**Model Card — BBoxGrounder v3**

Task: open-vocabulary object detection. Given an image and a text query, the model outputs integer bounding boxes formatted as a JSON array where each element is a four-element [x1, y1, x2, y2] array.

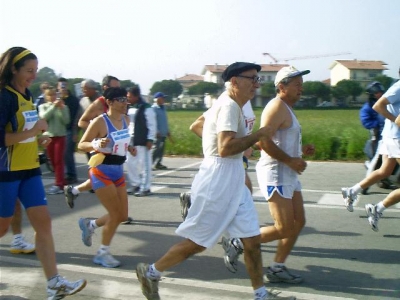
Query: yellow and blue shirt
[[0, 85, 41, 181]]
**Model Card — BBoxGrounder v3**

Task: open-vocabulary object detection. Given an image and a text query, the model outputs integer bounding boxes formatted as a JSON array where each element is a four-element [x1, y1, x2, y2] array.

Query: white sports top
[[257, 98, 302, 185]]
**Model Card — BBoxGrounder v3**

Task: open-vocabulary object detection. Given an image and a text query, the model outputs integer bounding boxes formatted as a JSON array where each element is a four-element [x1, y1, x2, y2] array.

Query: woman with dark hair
[[77, 87, 135, 268], [0, 47, 87, 299]]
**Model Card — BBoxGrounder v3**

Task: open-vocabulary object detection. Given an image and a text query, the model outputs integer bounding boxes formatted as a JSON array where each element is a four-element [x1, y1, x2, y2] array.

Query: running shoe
[[259, 290, 297, 299], [136, 263, 160, 300], [47, 186, 63, 195], [64, 185, 78, 209], [264, 266, 303, 284], [10, 236, 35, 254], [135, 190, 153, 197], [154, 163, 167, 170], [179, 192, 191, 220], [221, 236, 243, 273], [365, 204, 382, 232], [121, 216, 134, 225], [341, 187, 358, 212], [78, 218, 94, 247], [127, 186, 140, 195], [93, 251, 121, 268], [47, 275, 87, 300]]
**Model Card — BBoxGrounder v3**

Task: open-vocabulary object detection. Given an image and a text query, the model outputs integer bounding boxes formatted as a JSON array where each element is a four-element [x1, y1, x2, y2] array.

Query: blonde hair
[[44, 87, 56, 102]]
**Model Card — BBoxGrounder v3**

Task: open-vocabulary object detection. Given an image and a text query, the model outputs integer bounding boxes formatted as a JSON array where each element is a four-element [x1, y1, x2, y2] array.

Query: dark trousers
[[152, 136, 166, 166], [64, 129, 77, 180]]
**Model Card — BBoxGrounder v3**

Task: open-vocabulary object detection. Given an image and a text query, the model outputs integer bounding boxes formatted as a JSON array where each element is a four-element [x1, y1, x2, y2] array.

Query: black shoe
[[89, 189, 95, 193], [127, 186, 140, 195], [154, 164, 167, 170], [361, 188, 369, 195], [377, 178, 397, 190], [134, 190, 153, 197], [121, 217, 133, 225]]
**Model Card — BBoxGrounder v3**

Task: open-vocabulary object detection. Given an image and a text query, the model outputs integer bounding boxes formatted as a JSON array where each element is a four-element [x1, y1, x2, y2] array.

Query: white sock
[[254, 286, 267, 299], [376, 201, 386, 213], [47, 274, 60, 287], [98, 245, 109, 254], [72, 187, 80, 195], [147, 263, 162, 279], [271, 262, 285, 270], [13, 234, 23, 241], [89, 219, 98, 230], [350, 184, 362, 195]]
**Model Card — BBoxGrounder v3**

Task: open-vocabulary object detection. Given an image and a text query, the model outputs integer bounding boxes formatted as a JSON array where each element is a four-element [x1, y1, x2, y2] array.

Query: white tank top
[[257, 100, 302, 185]]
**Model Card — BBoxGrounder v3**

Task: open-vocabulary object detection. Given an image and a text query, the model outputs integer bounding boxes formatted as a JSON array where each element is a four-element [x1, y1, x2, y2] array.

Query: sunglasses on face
[[236, 75, 262, 84], [113, 97, 128, 103]]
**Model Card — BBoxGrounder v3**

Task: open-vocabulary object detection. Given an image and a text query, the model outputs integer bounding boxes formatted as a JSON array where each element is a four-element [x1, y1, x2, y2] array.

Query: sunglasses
[[113, 97, 128, 103], [236, 75, 262, 84]]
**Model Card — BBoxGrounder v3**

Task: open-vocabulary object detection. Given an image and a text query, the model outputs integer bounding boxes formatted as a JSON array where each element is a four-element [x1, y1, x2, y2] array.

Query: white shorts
[[175, 157, 260, 248], [259, 180, 302, 201], [379, 138, 400, 158]]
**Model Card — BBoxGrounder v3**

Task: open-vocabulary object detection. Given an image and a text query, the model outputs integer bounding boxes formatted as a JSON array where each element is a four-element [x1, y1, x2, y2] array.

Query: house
[[176, 74, 204, 90], [329, 60, 387, 87]]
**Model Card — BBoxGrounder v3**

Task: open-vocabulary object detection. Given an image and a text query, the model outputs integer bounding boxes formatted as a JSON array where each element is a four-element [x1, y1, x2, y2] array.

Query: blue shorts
[[89, 164, 126, 190], [0, 175, 47, 218]]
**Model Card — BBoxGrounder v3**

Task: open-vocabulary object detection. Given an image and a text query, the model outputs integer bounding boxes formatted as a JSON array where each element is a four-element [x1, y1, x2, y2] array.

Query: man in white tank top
[[256, 66, 315, 284]]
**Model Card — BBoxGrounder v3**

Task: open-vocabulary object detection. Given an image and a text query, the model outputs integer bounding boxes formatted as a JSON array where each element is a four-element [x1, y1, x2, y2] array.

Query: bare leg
[[359, 155, 397, 190], [26, 205, 57, 279], [242, 235, 264, 289], [77, 179, 92, 193], [95, 184, 128, 246], [154, 239, 205, 272], [10, 200, 22, 235]]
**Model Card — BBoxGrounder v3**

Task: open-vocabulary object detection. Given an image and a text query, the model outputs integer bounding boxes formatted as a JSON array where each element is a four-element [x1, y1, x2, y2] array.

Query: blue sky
[[1, 0, 399, 94]]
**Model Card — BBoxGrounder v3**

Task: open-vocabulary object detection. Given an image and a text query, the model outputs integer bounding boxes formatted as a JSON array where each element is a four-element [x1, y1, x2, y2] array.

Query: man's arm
[[373, 96, 395, 122], [189, 114, 205, 138], [78, 99, 104, 129]]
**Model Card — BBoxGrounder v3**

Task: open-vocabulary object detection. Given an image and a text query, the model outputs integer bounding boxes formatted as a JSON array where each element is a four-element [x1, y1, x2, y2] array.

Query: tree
[[260, 82, 276, 99], [302, 81, 331, 101], [373, 74, 395, 91], [332, 79, 363, 102], [187, 82, 221, 96], [150, 80, 183, 101], [119, 79, 137, 90]]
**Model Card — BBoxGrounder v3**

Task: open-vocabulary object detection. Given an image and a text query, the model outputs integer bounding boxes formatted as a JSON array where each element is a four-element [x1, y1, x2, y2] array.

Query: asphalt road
[[0, 154, 399, 300]]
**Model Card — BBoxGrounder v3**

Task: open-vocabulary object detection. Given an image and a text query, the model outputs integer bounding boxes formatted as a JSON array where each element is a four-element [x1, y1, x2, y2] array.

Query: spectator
[[39, 87, 70, 194], [126, 85, 156, 197], [152, 92, 173, 170], [34, 81, 49, 111], [58, 77, 80, 184]]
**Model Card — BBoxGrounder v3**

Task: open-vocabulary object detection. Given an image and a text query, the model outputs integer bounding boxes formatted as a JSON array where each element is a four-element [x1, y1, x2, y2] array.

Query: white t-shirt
[[381, 80, 400, 139], [202, 92, 246, 159]]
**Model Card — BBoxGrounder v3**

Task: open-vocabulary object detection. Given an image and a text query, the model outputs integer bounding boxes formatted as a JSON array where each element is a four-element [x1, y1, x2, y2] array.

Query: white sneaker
[[10, 236, 35, 254], [47, 275, 87, 300], [47, 185, 63, 195], [341, 187, 358, 212], [93, 251, 121, 268], [365, 204, 382, 232]]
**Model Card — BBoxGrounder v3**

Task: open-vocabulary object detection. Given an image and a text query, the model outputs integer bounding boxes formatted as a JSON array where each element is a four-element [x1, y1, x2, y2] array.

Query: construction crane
[[262, 52, 351, 63]]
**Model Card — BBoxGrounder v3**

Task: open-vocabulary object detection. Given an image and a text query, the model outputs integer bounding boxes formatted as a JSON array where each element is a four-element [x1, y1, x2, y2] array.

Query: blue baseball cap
[[153, 92, 167, 98]]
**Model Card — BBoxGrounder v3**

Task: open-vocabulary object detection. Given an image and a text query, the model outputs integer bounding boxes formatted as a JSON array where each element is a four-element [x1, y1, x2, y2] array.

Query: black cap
[[221, 62, 262, 82], [103, 87, 127, 100]]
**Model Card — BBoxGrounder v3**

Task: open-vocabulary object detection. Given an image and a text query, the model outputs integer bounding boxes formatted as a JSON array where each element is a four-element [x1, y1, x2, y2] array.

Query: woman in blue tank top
[[77, 87, 135, 268]]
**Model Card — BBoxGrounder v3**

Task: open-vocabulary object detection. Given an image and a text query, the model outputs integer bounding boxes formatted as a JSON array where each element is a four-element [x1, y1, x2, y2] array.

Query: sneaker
[[136, 263, 160, 300], [361, 188, 369, 195], [154, 163, 167, 170], [221, 236, 243, 273], [64, 185, 78, 209], [127, 186, 140, 195], [93, 251, 121, 268], [121, 216, 134, 225], [47, 186, 63, 195], [341, 187, 358, 212], [365, 204, 382, 232], [260, 290, 297, 299], [78, 218, 94, 247], [264, 266, 303, 284], [10, 236, 35, 254], [47, 275, 87, 300], [135, 190, 153, 197], [179, 192, 191, 220]]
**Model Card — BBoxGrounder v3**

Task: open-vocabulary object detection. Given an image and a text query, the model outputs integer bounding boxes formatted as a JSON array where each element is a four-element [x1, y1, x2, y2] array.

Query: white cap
[[274, 66, 310, 86]]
